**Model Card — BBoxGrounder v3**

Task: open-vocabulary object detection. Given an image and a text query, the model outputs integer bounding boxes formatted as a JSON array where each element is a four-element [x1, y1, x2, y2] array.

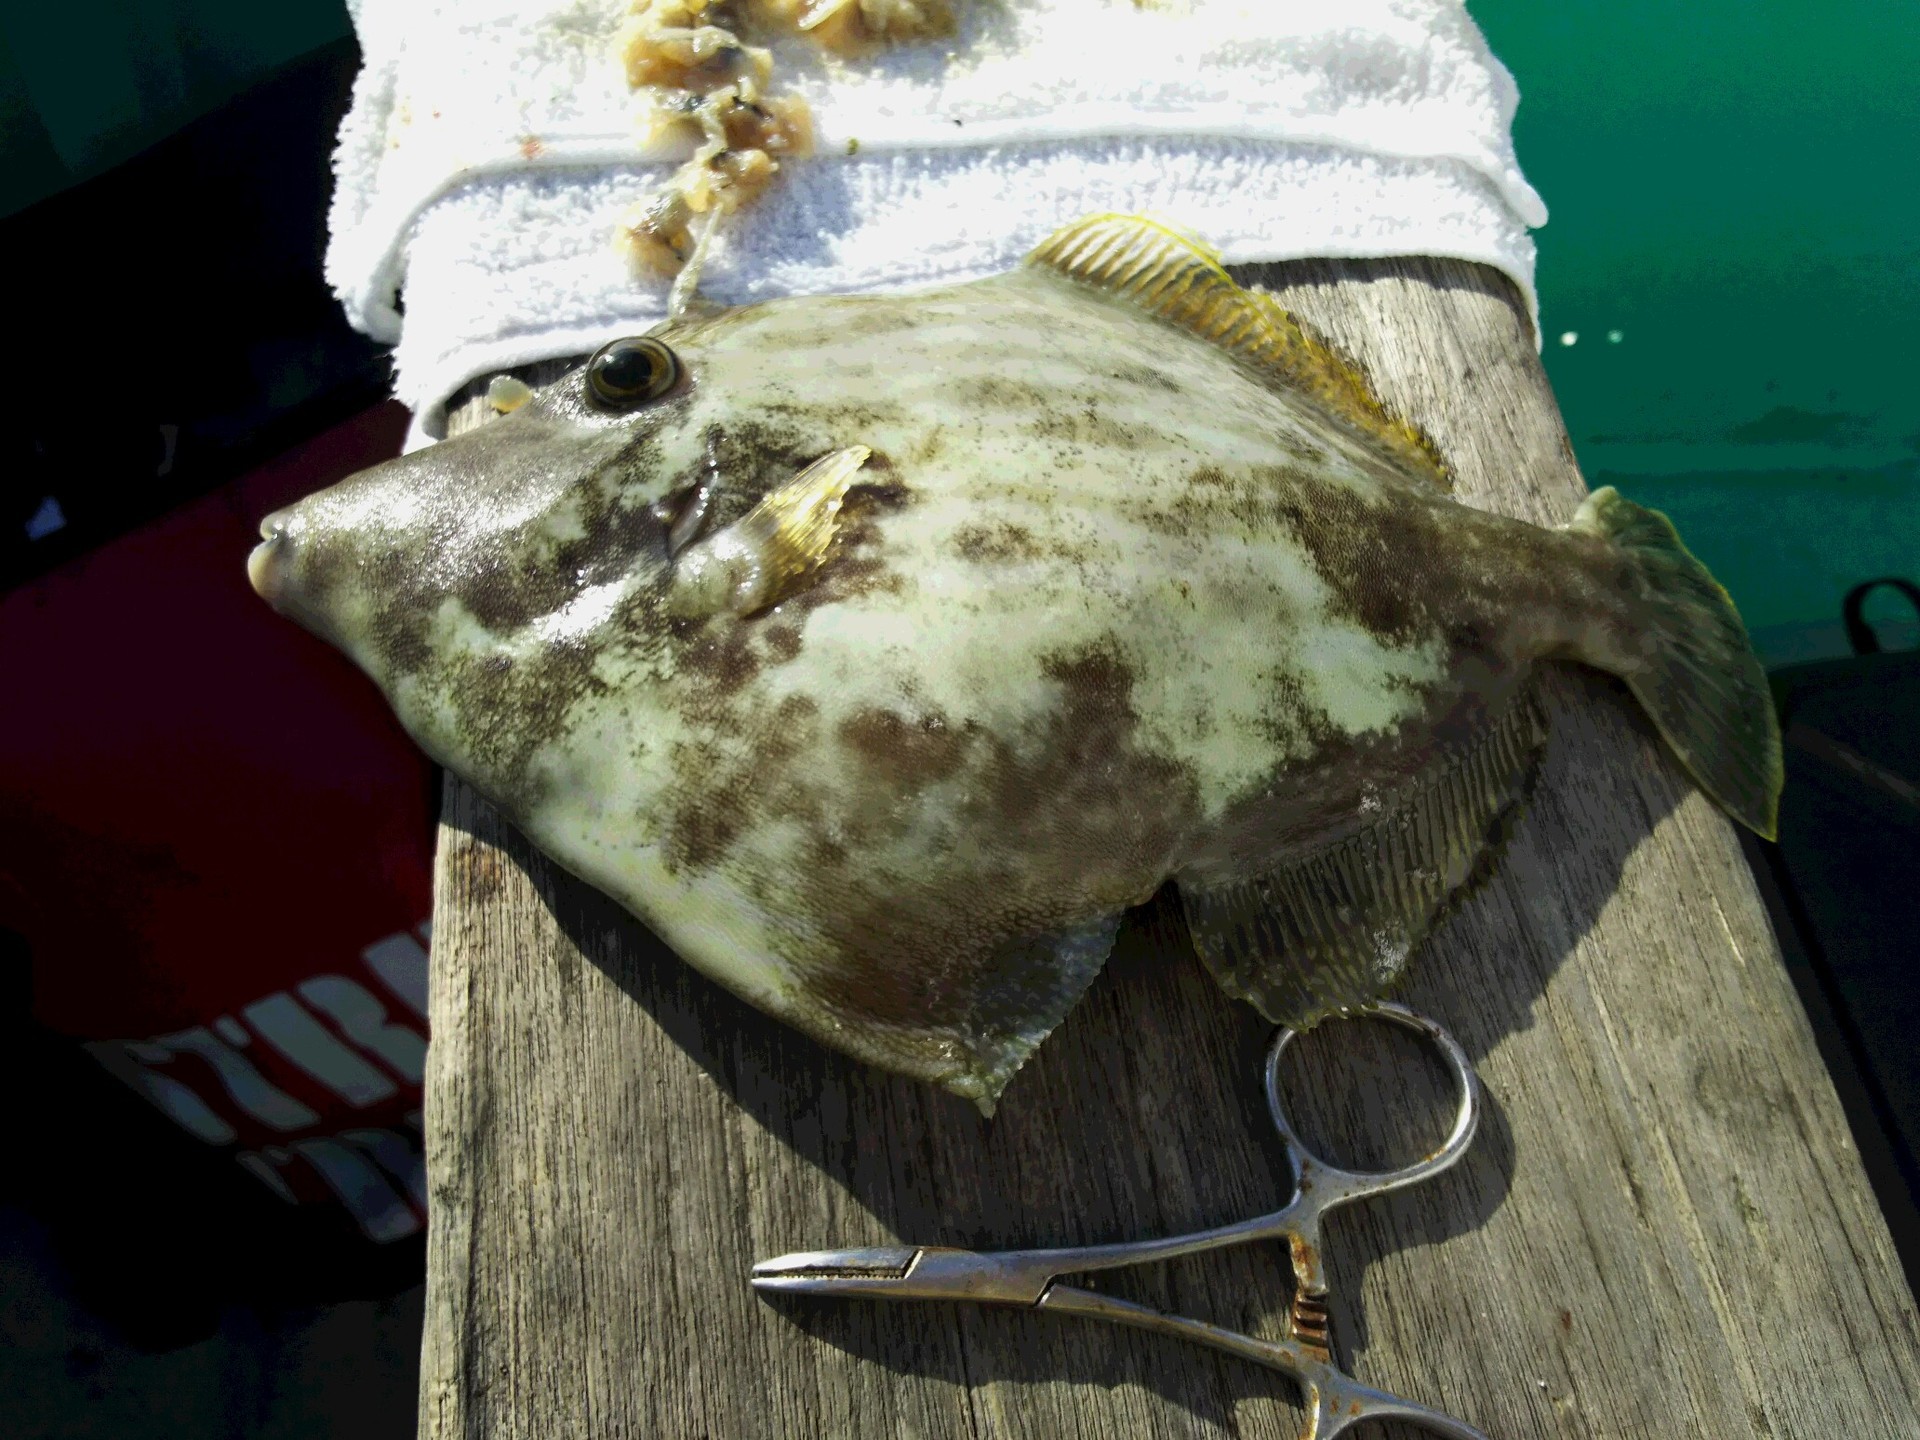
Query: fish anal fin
[[1025, 214, 1451, 490], [1178, 691, 1547, 1027]]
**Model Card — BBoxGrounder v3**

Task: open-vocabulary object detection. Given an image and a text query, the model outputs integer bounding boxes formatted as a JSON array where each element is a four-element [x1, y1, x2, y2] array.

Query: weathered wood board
[[417, 255, 1920, 1438]]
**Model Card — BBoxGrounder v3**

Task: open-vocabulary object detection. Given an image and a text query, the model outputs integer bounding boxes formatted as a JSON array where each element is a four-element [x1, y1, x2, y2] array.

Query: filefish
[[248, 215, 1782, 1109]]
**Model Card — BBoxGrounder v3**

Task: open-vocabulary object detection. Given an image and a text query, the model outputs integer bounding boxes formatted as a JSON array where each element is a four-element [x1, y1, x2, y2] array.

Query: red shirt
[[1, 402, 438, 1246]]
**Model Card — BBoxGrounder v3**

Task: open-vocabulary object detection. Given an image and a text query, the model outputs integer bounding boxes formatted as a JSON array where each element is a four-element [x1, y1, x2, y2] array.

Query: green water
[[1471, 1, 1920, 661], [0, 6, 350, 209]]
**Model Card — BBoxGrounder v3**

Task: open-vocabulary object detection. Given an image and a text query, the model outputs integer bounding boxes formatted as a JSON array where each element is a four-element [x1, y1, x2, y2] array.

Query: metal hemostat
[[752, 1002, 1491, 1439]]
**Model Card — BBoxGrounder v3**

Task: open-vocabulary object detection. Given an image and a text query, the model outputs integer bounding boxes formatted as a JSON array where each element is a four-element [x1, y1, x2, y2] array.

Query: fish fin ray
[[1025, 214, 1451, 490], [670, 445, 869, 615], [1563, 486, 1783, 838], [752, 445, 871, 592], [1177, 690, 1547, 1026]]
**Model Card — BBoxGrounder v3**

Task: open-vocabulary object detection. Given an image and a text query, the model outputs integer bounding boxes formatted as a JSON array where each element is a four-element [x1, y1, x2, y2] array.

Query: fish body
[[250, 216, 1780, 1107]]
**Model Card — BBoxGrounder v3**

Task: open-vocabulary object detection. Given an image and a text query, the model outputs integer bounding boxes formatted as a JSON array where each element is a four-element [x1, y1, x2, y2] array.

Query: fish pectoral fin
[[1025, 214, 1450, 490], [751, 444, 871, 588], [669, 445, 870, 616], [1177, 691, 1547, 1027]]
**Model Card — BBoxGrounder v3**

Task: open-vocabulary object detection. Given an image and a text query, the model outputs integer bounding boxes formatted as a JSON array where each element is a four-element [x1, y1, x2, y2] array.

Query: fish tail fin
[[1562, 486, 1783, 839]]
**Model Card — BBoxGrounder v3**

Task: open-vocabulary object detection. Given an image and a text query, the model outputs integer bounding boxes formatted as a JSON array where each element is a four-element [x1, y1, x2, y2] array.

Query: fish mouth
[[247, 510, 292, 605]]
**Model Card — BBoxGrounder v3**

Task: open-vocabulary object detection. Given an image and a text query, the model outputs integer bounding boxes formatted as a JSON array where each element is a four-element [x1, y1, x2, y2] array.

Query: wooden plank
[[417, 255, 1920, 1439]]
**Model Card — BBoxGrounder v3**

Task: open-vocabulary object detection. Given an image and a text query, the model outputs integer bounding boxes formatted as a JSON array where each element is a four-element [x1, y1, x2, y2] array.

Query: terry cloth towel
[[326, 0, 1548, 449]]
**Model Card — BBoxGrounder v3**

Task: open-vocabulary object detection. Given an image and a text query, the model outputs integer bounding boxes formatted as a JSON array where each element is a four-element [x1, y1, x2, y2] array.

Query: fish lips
[[247, 504, 365, 659], [247, 511, 297, 607], [245, 441, 432, 647]]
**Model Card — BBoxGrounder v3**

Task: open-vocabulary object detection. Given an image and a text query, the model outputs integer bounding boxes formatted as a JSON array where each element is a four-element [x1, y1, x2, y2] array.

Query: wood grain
[[418, 256, 1920, 1438]]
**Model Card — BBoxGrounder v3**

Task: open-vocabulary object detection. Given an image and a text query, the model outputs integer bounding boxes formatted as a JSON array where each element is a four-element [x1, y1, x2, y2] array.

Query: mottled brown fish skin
[[247, 267, 1678, 1103]]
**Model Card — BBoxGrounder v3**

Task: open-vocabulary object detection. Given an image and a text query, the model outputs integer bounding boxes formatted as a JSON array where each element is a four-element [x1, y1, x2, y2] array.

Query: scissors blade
[[752, 1245, 1061, 1304]]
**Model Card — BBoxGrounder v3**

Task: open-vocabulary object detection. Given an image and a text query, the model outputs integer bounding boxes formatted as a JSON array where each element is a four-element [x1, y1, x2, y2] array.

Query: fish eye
[[586, 337, 680, 409]]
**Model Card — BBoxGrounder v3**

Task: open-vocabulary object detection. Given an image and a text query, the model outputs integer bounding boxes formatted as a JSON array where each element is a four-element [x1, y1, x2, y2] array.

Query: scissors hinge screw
[[1290, 1293, 1332, 1361]]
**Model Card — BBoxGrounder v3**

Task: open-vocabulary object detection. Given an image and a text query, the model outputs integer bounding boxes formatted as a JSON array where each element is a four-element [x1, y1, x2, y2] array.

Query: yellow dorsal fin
[[1025, 214, 1451, 489]]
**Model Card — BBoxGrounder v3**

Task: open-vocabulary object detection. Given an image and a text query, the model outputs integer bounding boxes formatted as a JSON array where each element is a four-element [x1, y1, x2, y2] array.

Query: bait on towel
[[324, 0, 1548, 447]]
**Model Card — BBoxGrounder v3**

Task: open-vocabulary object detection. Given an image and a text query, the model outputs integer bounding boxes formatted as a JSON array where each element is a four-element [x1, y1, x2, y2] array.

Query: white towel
[[326, 0, 1547, 449]]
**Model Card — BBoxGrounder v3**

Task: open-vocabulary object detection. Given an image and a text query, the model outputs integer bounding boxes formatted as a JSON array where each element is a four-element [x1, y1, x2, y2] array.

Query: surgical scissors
[[752, 1002, 1491, 1439]]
